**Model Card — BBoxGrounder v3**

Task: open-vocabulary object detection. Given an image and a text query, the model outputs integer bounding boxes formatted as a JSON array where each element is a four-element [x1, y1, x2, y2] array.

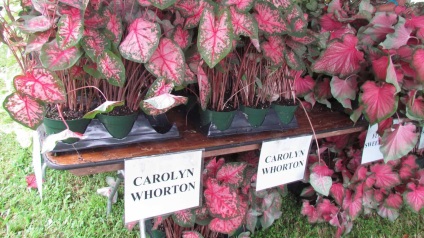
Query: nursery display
[[2, 0, 424, 237]]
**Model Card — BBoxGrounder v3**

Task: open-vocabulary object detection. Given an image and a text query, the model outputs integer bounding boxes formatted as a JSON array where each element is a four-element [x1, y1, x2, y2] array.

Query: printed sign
[[32, 131, 43, 199], [125, 150, 203, 223], [361, 124, 383, 164], [256, 135, 312, 191]]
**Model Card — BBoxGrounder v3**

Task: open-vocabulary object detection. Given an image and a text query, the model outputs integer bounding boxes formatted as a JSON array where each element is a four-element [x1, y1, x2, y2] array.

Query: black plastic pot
[[97, 112, 138, 139], [200, 109, 237, 131], [240, 105, 269, 127], [145, 113, 173, 134]]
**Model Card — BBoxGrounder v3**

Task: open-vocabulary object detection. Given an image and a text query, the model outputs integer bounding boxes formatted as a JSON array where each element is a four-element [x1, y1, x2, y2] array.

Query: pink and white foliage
[[119, 18, 161, 63], [149, 0, 176, 10], [223, 0, 254, 12], [197, 8, 233, 68], [81, 32, 110, 62], [97, 50, 126, 87], [172, 209, 195, 227], [230, 6, 258, 41], [380, 17, 412, 50], [404, 183, 424, 212], [216, 162, 247, 187], [172, 25, 191, 50], [300, 186, 316, 198], [314, 77, 332, 108], [41, 129, 85, 153], [145, 77, 173, 99], [385, 56, 401, 93], [40, 40, 83, 71], [204, 178, 240, 219], [294, 75, 314, 97], [175, 0, 198, 17], [84, 9, 107, 29], [182, 231, 204, 238], [406, 91, 424, 121], [184, 64, 197, 84], [146, 38, 185, 86], [412, 48, 424, 83], [3, 93, 45, 129], [59, 0, 89, 10], [330, 76, 357, 109], [380, 123, 418, 163], [317, 199, 338, 222], [361, 12, 397, 44], [197, 62, 211, 110], [26, 31, 51, 53], [312, 34, 364, 79], [19, 15, 53, 33], [377, 204, 399, 222], [342, 189, 362, 220], [141, 94, 187, 115], [360, 81, 398, 124], [209, 215, 243, 235], [56, 14, 83, 49], [14, 69, 66, 103], [372, 56, 389, 80], [370, 163, 401, 189], [385, 193, 402, 210], [285, 49, 303, 70], [253, 2, 287, 35], [104, 8, 123, 45], [311, 163, 334, 177], [320, 14, 344, 32], [310, 172, 332, 196], [301, 201, 320, 223], [183, 0, 212, 29], [268, 0, 292, 10], [261, 36, 285, 66], [205, 157, 225, 178], [330, 183, 345, 206], [137, 0, 152, 7]]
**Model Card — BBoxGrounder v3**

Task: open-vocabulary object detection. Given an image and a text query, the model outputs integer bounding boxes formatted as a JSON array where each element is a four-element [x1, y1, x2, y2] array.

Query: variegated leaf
[[141, 94, 187, 115], [175, 0, 198, 17], [145, 78, 174, 99], [230, 6, 259, 40], [56, 14, 83, 49], [146, 38, 186, 86], [19, 15, 53, 33], [223, 0, 254, 12], [253, 2, 287, 35], [119, 18, 161, 63], [184, 0, 212, 29], [97, 50, 126, 87], [261, 36, 285, 66], [148, 0, 176, 10], [3, 92, 45, 129], [81, 32, 111, 62], [84, 9, 107, 29], [59, 0, 89, 10], [26, 31, 51, 53], [14, 69, 66, 103], [172, 25, 192, 50], [198, 8, 233, 68], [104, 8, 123, 45], [216, 162, 247, 187], [83, 101, 125, 119], [40, 40, 83, 71], [197, 63, 210, 110], [204, 179, 240, 219], [41, 129, 85, 153]]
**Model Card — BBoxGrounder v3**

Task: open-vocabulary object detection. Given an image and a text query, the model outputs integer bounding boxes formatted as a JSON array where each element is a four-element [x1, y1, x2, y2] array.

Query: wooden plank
[[45, 106, 367, 174]]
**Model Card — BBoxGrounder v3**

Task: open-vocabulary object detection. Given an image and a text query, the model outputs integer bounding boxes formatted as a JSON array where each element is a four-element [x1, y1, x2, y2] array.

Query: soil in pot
[[97, 105, 139, 139], [272, 99, 299, 125]]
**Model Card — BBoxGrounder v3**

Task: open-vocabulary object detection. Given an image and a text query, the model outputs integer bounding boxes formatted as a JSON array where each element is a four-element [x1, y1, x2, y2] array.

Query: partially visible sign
[[418, 128, 424, 150], [256, 135, 312, 191], [125, 150, 203, 223], [362, 124, 383, 164], [32, 131, 43, 199]]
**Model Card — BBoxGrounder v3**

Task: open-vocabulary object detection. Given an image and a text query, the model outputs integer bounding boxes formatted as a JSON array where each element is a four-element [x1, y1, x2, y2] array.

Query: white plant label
[[256, 135, 312, 191], [32, 131, 43, 199], [125, 150, 203, 223], [362, 124, 383, 164]]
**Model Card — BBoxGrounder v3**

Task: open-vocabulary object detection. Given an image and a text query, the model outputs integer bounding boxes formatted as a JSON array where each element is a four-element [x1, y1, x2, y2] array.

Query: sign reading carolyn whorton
[[256, 135, 312, 191], [124, 150, 203, 223]]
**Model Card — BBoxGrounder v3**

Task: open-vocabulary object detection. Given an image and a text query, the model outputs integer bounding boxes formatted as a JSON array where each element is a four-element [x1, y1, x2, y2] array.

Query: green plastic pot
[[272, 103, 298, 125], [200, 109, 237, 131], [43, 117, 91, 144], [97, 112, 138, 139], [240, 105, 269, 127]]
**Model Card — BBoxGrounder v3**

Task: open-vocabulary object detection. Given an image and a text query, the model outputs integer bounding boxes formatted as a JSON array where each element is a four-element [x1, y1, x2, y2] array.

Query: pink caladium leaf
[[175, 0, 198, 17], [59, 0, 89, 10], [137, 0, 152, 6], [183, 0, 212, 29], [285, 48, 304, 70], [40, 40, 83, 71], [330, 76, 357, 109], [310, 172, 332, 196], [19, 15, 53, 33], [42, 129, 85, 153], [223, 0, 254, 12], [359, 81, 398, 124], [406, 91, 424, 121], [184, 64, 197, 84], [14, 69, 66, 103], [385, 56, 400, 93], [3, 93, 45, 129], [286, 6, 307, 37], [148, 0, 176, 10], [83, 101, 125, 119], [197, 63, 211, 110], [320, 14, 344, 32], [312, 34, 364, 78], [317, 199, 338, 222], [380, 123, 418, 163], [145, 77, 173, 99], [294, 75, 314, 97], [370, 163, 401, 189], [172, 25, 192, 50], [380, 17, 412, 50], [172, 209, 195, 227], [198, 8, 233, 68], [83, 63, 103, 79], [182, 231, 204, 238], [146, 38, 186, 86], [253, 2, 287, 35], [119, 18, 161, 63], [26, 174, 38, 189], [269, 0, 292, 10], [84, 9, 107, 29], [290, 30, 317, 45], [97, 50, 126, 87], [360, 12, 397, 44], [300, 186, 316, 197], [209, 216, 243, 235], [204, 178, 240, 219], [311, 162, 334, 177], [205, 157, 225, 177], [56, 14, 83, 49], [377, 204, 399, 222], [261, 36, 285, 66], [412, 48, 424, 83], [216, 162, 247, 187], [314, 78, 332, 108], [330, 183, 345, 206], [103, 8, 123, 45], [301, 201, 319, 223], [404, 183, 424, 212], [26, 31, 51, 53], [372, 56, 389, 80], [342, 189, 363, 220], [81, 33, 110, 62], [385, 193, 403, 209], [230, 6, 259, 41]]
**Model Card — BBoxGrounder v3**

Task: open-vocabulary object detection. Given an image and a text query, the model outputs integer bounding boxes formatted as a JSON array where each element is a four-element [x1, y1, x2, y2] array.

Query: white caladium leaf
[[310, 172, 332, 196], [41, 129, 85, 153], [83, 101, 125, 119], [119, 18, 161, 63], [143, 93, 176, 110]]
